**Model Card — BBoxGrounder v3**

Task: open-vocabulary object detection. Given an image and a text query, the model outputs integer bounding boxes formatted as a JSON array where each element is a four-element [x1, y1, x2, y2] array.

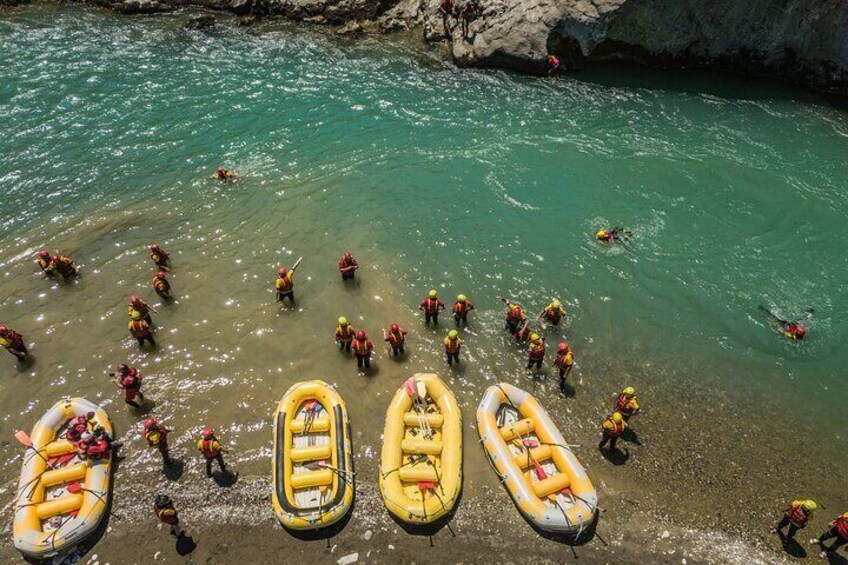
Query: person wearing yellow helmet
[[810, 510, 848, 558], [128, 317, 156, 348], [614, 387, 641, 421], [498, 297, 526, 333], [452, 294, 475, 325], [527, 333, 545, 370], [538, 299, 566, 326], [335, 316, 355, 352], [596, 226, 631, 245], [443, 329, 463, 365], [599, 411, 627, 452], [419, 290, 445, 325], [771, 499, 817, 542], [128, 294, 156, 325]]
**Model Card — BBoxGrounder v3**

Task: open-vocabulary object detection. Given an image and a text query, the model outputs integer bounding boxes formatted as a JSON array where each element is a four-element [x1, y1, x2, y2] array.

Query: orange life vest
[[199, 438, 221, 458], [555, 351, 574, 368], [276, 273, 294, 293], [444, 337, 462, 353], [603, 418, 626, 437], [835, 515, 848, 540], [128, 320, 150, 338], [615, 394, 637, 416], [786, 503, 810, 528], [153, 276, 169, 292], [386, 330, 405, 346], [336, 324, 354, 342], [421, 297, 443, 315], [353, 338, 373, 356], [453, 301, 471, 315], [529, 341, 545, 360]]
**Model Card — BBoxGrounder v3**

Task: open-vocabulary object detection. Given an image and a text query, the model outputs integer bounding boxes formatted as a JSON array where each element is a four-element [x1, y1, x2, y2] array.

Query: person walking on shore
[[153, 271, 172, 300], [527, 333, 545, 370], [154, 494, 185, 537], [599, 412, 627, 452], [143, 418, 173, 466], [453, 294, 474, 325], [197, 427, 228, 477], [810, 511, 848, 559], [770, 499, 816, 542], [384, 323, 407, 357], [614, 387, 640, 422], [338, 252, 359, 281], [419, 290, 445, 325], [275, 257, 302, 305], [459, 0, 477, 40], [149, 244, 171, 271], [335, 317, 355, 352], [110, 364, 145, 408], [444, 329, 463, 366], [0, 325, 28, 361], [554, 342, 574, 387], [352, 330, 374, 370], [439, 0, 454, 37]]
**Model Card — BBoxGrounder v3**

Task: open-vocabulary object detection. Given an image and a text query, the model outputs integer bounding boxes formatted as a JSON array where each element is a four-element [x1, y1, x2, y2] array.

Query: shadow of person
[[163, 458, 185, 481], [16, 355, 34, 371], [621, 428, 641, 445], [176, 534, 197, 556], [448, 362, 466, 377], [213, 469, 239, 488], [559, 380, 576, 398], [778, 533, 807, 558], [825, 549, 848, 565], [599, 446, 630, 466], [132, 399, 155, 417]]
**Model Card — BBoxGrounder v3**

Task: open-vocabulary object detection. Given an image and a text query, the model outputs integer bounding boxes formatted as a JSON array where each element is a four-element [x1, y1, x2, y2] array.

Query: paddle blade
[[404, 378, 417, 398], [416, 380, 427, 399], [15, 430, 33, 448]]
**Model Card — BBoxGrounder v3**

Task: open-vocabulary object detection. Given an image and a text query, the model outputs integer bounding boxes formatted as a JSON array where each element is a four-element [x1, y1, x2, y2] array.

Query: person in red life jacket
[[599, 411, 627, 452], [596, 227, 631, 244], [614, 387, 640, 421], [810, 510, 848, 558], [37, 250, 54, 275], [338, 252, 359, 281], [143, 418, 173, 466], [546, 54, 563, 75], [452, 294, 474, 326], [499, 297, 526, 333], [275, 258, 302, 305], [527, 333, 545, 370], [458, 0, 477, 39], [335, 317, 355, 352], [384, 323, 407, 357], [554, 342, 575, 385], [761, 306, 812, 341], [352, 330, 374, 370], [443, 329, 463, 365], [783, 323, 807, 340], [154, 494, 185, 538], [64, 411, 95, 443], [513, 320, 531, 343], [110, 364, 145, 408], [197, 427, 228, 477], [212, 166, 236, 182], [439, 0, 455, 36], [152, 271, 172, 300], [50, 253, 79, 278], [0, 326, 28, 361], [419, 290, 445, 325], [769, 499, 817, 542], [149, 244, 171, 271], [537, 299, 566, 326], [129, 316, 156, 348], [128, 294, 155, 325], [76, 430, 112, 461]]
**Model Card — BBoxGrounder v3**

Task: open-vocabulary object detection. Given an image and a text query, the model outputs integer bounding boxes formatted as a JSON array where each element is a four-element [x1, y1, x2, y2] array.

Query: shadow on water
[[131, 398, 155, 417], [163, 458, 185, 481], [213, 469, 239, 487], [559, 380, 576, 398], [16, 355, 35, 372]]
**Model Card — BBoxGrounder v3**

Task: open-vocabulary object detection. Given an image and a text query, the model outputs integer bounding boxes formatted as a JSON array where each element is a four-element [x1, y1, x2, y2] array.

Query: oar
[[292, 257, 304, 272]]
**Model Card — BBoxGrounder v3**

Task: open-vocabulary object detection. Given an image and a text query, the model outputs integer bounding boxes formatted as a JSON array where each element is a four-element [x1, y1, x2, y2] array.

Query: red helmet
[[558, 342, 569, 352], [216, 166, 225, 173], [51, 255, 60, 263], [343, 252, 352, 259], [129, 294, 140, 303], [144, 418, 157, 429], [155, 271, 167, 279], [0, 325, 6, 334], [278, 267, 287, 277], [356, 330, 366, 340], [797, 327, 807, 337], [390, 324, 400, 333], [202, 427, 214, 438], [116, 363, 129, 373], [38, 249, 50, 259], [150, 244, 160, 251]]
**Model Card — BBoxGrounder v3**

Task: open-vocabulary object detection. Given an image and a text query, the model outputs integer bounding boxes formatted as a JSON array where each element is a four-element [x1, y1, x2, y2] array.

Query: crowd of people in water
[[6, 165, 843, 559]]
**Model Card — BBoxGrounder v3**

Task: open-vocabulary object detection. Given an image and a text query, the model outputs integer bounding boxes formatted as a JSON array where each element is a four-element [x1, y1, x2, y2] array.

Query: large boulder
[[184, 14, 216, 29]]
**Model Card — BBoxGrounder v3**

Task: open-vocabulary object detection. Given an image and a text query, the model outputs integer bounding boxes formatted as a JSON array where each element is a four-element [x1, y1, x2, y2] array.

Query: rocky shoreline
[[2, 0, 847, 95]]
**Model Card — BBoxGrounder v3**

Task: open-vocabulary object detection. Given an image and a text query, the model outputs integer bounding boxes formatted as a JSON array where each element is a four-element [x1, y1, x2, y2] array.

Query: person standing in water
[[212, 166, 236, 181], [275, 257, 302, 305], [760, 306, 812, 341], [50, 253, 79, 278], [110, 364, 145, 408], [335, 317, 355, 352], [128, 313, 156, 348], [614, 387, 641, 421], [444, 329, 463, 365], [152, 271, 172, 300], [37, 250, 53, 275], [0, 325, 27, 361], [499, 297, 526, 333], [352, 330, 374, 370], [537, 299, 566, 326], [554, 342, 575, 388], [197, 427, 228, 477], [596, 227, 631, 244], [338, 252, 359, 281], [149, 244, 171, 270], [810, 510, 848, 559], [599, 412, 627, 452], [153, 494, 185, 538], [452, 294, 474, 325], [527, 333, 545, 370], [128, 294, 156, 325], [384, 323, 407, 357], [419, 290, 445, 325]]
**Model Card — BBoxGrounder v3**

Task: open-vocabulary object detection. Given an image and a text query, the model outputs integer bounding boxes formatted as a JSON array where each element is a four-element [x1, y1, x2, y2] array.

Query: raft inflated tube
[[379, 373, 462, 524], [271, 380, 353, 530], [477, 383, 598, 535], [14, 398, 113, 559]]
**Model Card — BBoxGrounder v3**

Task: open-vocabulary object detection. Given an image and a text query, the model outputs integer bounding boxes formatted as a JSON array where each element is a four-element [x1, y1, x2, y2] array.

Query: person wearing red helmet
[[50, 253, 79, 278], [384, 323, 407, 357], [0, 325, 27, 361], [499, 297, 526, 333], [761, 306, 812, 341], [110, 364, 145, 408], [554, 342, 575, 388], [37, 249, 54, 275], [64, 411, 95, 443], [338, 252, 359, 281], [149, 244, 171, 271], [275, 257, 303, 305], [197, 427, 227, 477], [128, 294, 155, 325], [212, 166, 236, 181], [143, 418, 173, 466], [152, 271, 172, 300], [352, 330, 374, 370]]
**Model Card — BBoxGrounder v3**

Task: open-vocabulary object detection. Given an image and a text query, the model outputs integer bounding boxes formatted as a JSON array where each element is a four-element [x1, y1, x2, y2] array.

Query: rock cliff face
[[424, 0, 848, 94]]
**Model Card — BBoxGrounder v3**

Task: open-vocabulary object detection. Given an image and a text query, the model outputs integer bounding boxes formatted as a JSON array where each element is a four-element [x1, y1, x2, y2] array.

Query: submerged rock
[[184, 14, 216, 30]]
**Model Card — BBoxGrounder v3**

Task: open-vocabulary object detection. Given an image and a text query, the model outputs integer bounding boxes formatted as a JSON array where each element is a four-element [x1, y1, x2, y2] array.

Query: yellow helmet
[[623, 386, 635, 396], [596, 229, 608, 238], [429, 289, 438, 299], [612, 412, 623, 423], [530, 333, 540, 342], [130, 309, 142, 321], [457, 294, 467, 302], [338, 316, 348, 326], [448, 330, 459, 339], [802, 500, 817, 512], [551, 299, 561, 308]]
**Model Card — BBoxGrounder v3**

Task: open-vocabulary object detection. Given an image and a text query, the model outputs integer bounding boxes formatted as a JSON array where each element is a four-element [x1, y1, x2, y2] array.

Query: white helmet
[[81, 431, 93, 442]]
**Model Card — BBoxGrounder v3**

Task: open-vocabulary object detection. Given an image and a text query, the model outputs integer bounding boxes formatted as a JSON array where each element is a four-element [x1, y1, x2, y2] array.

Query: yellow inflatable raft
[[13, 398, 113, 559], [477, 383, 598, 535], [379, 373, 462, 524], [272, 380, 353, 530]]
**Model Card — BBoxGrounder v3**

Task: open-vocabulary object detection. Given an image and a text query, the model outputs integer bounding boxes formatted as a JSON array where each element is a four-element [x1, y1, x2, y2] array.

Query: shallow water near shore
[[1, 6, 847, 564]]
